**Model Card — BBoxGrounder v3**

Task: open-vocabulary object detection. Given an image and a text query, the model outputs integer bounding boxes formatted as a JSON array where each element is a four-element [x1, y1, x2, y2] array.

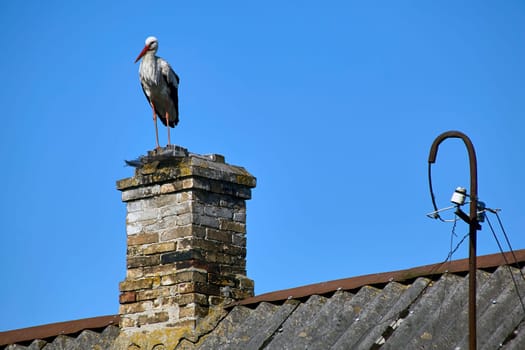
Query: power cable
[[485, 214, 525, 316], [492, 210, 524, 272]]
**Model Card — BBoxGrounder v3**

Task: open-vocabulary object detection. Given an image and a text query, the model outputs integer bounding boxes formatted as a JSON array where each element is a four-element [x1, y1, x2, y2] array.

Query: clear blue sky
[[1, 1, 524, 331]]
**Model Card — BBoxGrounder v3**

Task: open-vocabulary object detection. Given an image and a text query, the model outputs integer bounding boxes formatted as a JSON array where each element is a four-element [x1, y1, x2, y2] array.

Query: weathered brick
[[119, 291, 137, 304], [126, 222, 143, 235], [120, 301, 151, 314], [143, 264, 179, 277], [231, 287, 254, 300], [121, 184, 161, 202], [182, 178, 199, 190], [136, 288, 170, 301], [193, 214, 220, 228], [169, 319, 197, 329], [165, 293, 208, 307], [138, 312, 169, 326], [204, 206, 233, 219], [232, 232, 246, 246], [205, 251, 238, 264], [161, 225, 192, 240], [209, 181, 237, 196], [219, 198, 237, 208], [128, 232, 159, 246], [233, 211, 246, 222], [127, 245, 139, 256], [219, 220, 245, 233], [234, 187, 252, 199], [206, 228, 232, 243], [208, 273, 236, 287], [161, 270, 207, 286], [177, 238, 218, 252], [171, 260, 220, 273], [160, 225, 206, 241], [151, 192, 179, 207], [127, 255, 160, 268], [119, 316, 137, 328], [126, 200, 144, 213], [179, 304, 209, 319], [149, 215, 178, 231], [159, 201, 192, 217], [126, 267, 144, 279], [219, 265, 247, 275], [119, 277, 159, 291], [237, 275, 255, 290], [175, 282, 220, 296], [176, 213, 193, 226], [126, 208, 158, 223], [161, 249, 205, 264], [143, 242, 176, 255], [221, 244, 246, 257], [187, 177, 210, 192], [179, 191, 195, 202], [208, 296, 225, 306], [160, 183, 177, 194]]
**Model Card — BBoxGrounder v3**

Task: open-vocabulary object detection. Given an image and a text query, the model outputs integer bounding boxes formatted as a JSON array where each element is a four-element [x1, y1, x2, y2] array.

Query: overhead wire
[[492, 210, 524, 272], [485, 213, 525, 316]]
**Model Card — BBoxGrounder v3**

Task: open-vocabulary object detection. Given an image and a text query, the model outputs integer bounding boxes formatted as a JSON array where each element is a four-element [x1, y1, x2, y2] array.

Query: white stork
[[135, 36, 180, 148]]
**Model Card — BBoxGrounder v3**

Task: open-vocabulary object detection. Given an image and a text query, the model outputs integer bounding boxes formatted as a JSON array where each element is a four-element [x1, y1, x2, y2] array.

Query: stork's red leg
[[165, 112, 171, 145], [151, 102, 160, 149]]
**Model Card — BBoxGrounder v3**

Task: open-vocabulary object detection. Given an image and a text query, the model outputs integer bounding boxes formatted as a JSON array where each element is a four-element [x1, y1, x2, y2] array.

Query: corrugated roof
[[0, 315, 119, 349], [191, 264, 525, 349], [188, 250, 525, 349], [2, 251, 524, 349]]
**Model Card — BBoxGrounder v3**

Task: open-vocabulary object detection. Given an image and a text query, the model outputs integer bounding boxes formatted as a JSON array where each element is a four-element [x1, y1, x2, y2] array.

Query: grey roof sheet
[[188, 264, 525, 349], [2, 325, 119, 350]]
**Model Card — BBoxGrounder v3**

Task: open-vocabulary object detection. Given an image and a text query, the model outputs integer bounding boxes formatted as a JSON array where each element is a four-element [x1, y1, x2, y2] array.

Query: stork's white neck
[[139, 51, 161, 86]]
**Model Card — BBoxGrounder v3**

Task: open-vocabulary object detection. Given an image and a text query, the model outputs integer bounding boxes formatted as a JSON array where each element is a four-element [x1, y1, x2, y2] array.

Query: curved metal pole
[[428, 130, 478, 350]]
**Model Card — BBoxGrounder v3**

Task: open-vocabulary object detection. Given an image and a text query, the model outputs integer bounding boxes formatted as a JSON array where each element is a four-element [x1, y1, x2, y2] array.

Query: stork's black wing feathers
[[158, 60, 179, 128], [169, 71, 180, 126]]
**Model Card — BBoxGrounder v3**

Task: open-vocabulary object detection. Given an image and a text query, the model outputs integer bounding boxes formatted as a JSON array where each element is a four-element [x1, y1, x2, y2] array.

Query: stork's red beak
[[135, 45, 149, 63]]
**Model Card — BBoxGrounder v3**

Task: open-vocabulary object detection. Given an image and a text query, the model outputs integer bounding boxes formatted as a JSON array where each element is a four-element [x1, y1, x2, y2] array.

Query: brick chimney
[[116, 146, 255, 335]]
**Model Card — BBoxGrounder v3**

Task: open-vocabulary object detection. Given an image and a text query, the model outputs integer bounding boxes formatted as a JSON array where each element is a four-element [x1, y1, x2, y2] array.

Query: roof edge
[[232, 249, 525, 307], [2, 250, 524, 345], [0, 314, 119, 346]]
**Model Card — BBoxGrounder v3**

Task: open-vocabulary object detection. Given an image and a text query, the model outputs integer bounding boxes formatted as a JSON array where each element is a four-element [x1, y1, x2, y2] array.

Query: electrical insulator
[[477, 201, 486, 222], [451, 187, 467, 206]]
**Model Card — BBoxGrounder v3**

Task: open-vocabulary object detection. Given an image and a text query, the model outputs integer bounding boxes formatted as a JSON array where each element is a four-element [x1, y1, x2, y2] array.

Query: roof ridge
[[0, 315, 119, 347], [231, 249, 525, 307]]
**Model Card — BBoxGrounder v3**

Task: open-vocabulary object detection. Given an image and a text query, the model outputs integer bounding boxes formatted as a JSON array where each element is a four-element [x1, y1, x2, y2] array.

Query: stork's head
[[135, 36, 158, 63]]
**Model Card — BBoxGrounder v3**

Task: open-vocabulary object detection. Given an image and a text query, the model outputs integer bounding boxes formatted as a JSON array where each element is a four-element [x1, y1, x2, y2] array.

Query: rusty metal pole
[[428, 130, 478, 350]]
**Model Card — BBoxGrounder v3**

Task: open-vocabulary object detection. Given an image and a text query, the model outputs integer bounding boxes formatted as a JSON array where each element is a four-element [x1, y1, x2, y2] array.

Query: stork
[[135, 36, 180, 148]]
